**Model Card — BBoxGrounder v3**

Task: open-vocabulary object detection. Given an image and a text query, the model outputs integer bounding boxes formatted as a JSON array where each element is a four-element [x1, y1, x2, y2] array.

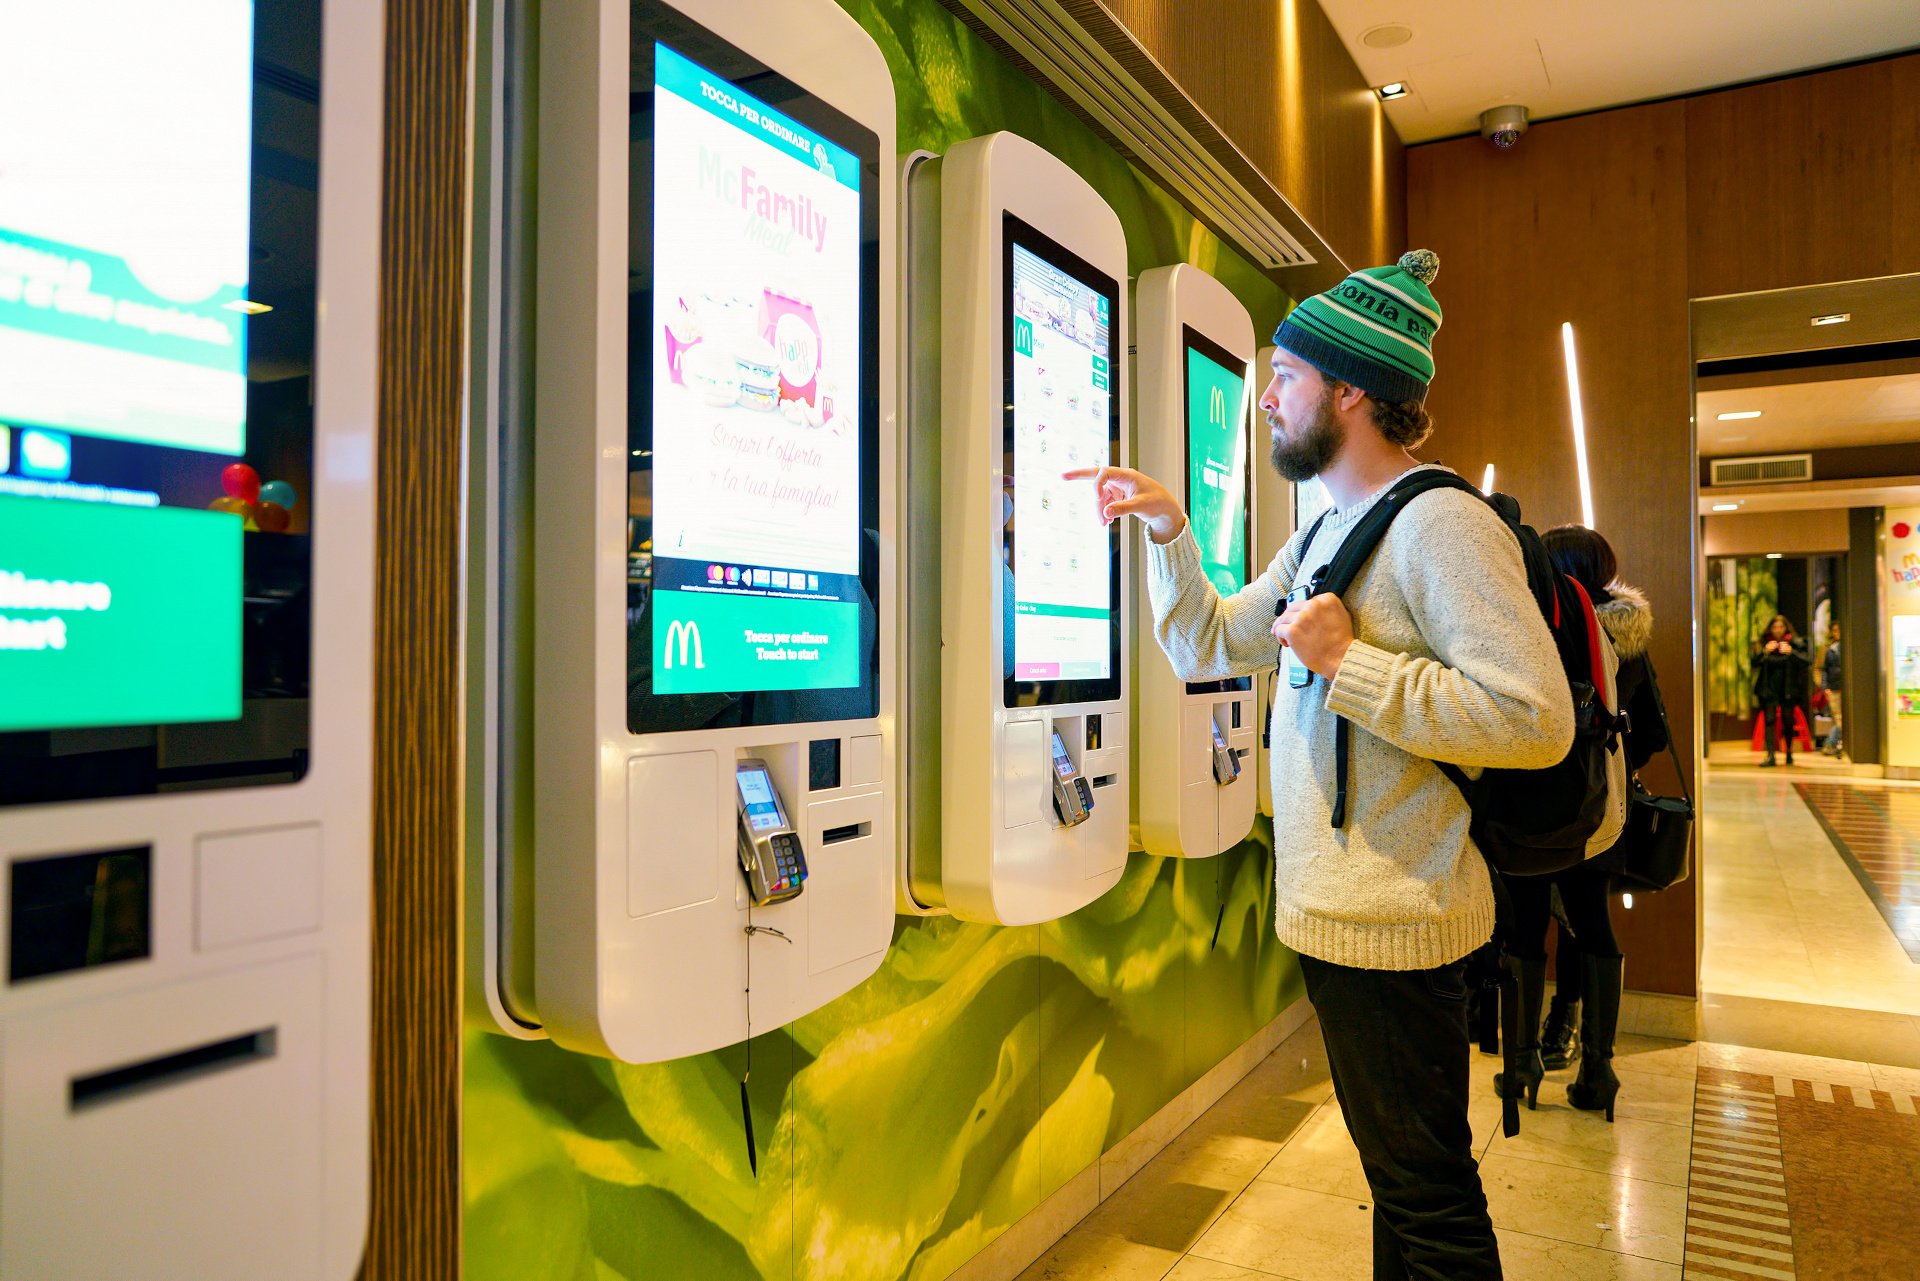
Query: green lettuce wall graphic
[[1707, 556, 1779, 721], [464, 2, 1299, 1277]]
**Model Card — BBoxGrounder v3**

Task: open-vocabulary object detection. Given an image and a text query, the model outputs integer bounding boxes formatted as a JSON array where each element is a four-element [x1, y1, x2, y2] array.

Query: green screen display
[[652, 589, 860, 695], [1184, 338, 1250, 596], [0, 495, 242, 730]]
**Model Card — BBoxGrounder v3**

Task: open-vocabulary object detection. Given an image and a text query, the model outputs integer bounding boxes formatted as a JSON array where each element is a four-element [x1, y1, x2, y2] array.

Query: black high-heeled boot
[[1493, 956, 1546, 1110], [1568, 954, 1625, 1122]]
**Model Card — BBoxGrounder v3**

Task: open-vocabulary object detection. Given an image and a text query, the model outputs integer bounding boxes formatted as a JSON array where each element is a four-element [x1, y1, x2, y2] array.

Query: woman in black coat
[[1752, 614, 1812, 767], [1494, 525, 1667, 1122]]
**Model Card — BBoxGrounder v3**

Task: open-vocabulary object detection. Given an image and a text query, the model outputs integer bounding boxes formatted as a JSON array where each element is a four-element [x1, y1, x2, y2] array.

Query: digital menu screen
[[628, 19, 881, 735], [0, 0, 318, 807], [0, 0, 254, 733], [1002, 215, 1121, 709], [1184, 330, 1251, 598], [1183, 329, 1253, 697]]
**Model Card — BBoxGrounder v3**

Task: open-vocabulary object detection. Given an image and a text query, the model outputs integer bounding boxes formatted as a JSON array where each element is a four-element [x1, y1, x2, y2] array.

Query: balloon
[[222, 462, 261, 503], [259, 479, 297, 510], [255, 501, 291, 533], [209, 495, 250, 517]]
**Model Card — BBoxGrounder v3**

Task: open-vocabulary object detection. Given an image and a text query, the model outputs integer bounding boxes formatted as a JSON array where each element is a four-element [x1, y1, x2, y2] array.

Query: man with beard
[[1066, 251, 1571, 1280]]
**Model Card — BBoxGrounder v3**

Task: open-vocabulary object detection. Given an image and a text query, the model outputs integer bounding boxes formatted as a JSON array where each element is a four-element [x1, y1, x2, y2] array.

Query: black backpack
[[1292, 469, 1621, 877]]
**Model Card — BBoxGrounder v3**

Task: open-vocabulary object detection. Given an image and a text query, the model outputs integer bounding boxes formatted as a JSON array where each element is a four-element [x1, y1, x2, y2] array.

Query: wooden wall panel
[[1408, 102, 1700, 996], [1095, 0, 1406, 271], [365, 0, 468, 1275], [1703, 509, 1852, 558], [1687, 53, 1920, 299]]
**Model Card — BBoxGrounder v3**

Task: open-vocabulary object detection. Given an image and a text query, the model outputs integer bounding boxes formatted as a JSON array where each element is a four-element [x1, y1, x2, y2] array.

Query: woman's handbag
[[1603, 661, 1695, 893]]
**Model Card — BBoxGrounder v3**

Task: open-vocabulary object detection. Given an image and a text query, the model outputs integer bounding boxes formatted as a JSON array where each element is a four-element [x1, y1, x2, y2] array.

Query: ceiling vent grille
[[1709, 454, 1814, 486], [939, 0, 1325, 276]]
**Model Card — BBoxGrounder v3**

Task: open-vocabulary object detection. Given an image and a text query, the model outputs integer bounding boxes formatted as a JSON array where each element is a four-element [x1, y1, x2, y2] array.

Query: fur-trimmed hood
[[1596, 582, 1653, 659]]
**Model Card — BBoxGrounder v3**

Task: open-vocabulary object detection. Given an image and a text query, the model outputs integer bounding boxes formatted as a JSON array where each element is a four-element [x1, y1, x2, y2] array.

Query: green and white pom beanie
[[1272, 249, 1442, 404]]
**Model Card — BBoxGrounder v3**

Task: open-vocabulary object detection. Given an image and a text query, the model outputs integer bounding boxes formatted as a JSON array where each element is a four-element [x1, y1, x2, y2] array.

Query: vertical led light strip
[[1561, 321, 1596, 529], [1481, 463, 1495, 495]]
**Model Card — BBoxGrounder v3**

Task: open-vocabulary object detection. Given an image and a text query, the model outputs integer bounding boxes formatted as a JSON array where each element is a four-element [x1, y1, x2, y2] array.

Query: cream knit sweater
[[1144, 465, 1575, 971]]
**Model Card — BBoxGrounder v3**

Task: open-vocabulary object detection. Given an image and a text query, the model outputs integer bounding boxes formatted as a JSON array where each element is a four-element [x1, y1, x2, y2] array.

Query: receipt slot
[[1132, 265, 1257, 856], [514, 0, 897, 1062], [898, 132, 1131, 924], [0, 0, 377, 1275]]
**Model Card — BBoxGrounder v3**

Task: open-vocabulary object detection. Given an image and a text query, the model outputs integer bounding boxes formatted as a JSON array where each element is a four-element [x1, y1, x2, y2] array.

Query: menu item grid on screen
[[1000, 214, 1121, 710], [627, 8, 881, 737]]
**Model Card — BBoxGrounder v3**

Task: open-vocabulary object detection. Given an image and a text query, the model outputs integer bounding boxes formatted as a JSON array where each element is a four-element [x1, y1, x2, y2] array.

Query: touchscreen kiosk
[[897, 131, 1130, 925], [1132, 265, 1257, 857], [0, 0, 376, 1274], [519, 0, 897, 1062]]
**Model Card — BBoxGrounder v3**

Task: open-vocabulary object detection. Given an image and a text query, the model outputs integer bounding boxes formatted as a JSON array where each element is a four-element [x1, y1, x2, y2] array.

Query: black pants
[[1300, 953, 1503, 1280], [1760, 701, 1802, 755], [1506, 861, 1620, 961]]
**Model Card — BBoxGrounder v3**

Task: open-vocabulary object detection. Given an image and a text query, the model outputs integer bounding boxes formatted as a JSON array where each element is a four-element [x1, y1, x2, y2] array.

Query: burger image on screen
[[735, 337, 781, 412], [684, 343, 740, 407]]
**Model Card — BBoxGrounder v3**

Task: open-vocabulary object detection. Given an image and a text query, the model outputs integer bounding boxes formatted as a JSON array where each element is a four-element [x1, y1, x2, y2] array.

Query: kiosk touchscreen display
[[1182, 327, 1252, 696], [0, 0, 319, 807], [628, 18, 881, 735], [1002, 215, 1121, 709]]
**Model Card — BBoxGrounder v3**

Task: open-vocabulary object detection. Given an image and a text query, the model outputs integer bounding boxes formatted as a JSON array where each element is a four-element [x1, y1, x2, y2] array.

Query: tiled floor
[[1699, 773, 1920, 1018], [1018, 1020, 1920, 1281], [1706, 743, 1855, 777], [1792, 781, 1920, 962]]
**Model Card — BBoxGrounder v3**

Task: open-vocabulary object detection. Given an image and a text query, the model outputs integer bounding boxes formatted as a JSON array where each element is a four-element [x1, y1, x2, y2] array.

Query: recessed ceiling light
[[1376, 82, 1409, 101], [1767, 553, 1783, 559], [223, 299, 272, 315], [1712, 503, 1741, 512], [1811, 312, 1851, 326], [1361, 22, 1414, 49], [1716, 410, 1762, 421]]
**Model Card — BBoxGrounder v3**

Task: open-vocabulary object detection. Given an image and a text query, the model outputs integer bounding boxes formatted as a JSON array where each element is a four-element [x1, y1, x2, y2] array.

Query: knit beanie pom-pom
[[1397, 248, 1439, 284]]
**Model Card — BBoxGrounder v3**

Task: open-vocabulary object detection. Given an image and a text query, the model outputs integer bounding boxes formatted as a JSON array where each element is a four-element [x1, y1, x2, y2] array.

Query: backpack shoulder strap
[[1315, 469, 1480, 598], [1312, 469, 1479, 829]]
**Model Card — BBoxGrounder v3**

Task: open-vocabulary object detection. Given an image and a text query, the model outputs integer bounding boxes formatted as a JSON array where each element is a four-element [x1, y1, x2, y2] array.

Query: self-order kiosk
[[1132, 266, 1258, 856], [513, 0, 898, 1062], [0, 0, 378, 1274], [898, 132, 1131, 924]]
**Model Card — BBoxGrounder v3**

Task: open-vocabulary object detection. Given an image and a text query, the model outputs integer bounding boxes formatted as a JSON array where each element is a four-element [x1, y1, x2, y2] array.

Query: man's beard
[[1268, 388, 1342, 482]]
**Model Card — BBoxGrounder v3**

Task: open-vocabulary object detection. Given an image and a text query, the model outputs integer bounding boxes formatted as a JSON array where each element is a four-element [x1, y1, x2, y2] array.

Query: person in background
[[1820, 622, 1845, 756], [1752, 615, 1811, 767], [1493, 526, 1665, 1122]]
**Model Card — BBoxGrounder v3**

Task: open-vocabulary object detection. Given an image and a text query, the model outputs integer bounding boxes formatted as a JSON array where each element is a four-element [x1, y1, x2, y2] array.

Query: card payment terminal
[[1050, 730, 1095, 827], [1210, 719, 1241, 785], [735, 759, 809, 905]]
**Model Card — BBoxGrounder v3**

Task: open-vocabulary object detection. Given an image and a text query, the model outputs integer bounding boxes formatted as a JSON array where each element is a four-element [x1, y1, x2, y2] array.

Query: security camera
[[1479, 105, 1529, 149]]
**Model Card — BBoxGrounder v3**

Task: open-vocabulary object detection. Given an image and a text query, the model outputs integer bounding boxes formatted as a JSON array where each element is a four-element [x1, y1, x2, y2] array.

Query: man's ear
[[1332, 380, 1369, 414]]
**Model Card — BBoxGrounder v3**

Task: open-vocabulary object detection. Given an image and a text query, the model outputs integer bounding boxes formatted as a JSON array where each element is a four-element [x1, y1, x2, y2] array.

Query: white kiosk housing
[[520, 0, 897, 1062], [898, 132, 1131, 924], [0, 0, 377, 1274], [1132, 266, 1258, 856], [1251, 344, 1288, 819]]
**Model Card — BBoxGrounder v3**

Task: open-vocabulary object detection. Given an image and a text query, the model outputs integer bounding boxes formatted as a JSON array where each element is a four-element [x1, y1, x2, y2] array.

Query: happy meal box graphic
[[759, 288, 832, 425]]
